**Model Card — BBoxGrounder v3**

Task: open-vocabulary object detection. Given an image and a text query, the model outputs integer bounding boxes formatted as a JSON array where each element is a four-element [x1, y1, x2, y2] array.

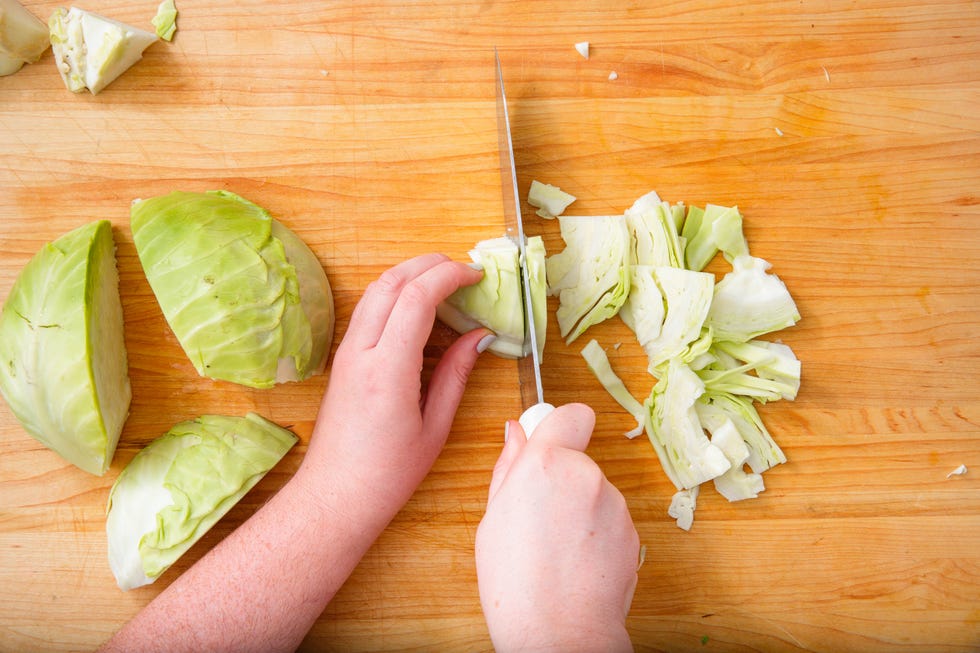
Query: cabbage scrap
[[625, 191, 685, 269], [527, 180, 576, 219], [620, 265, 714, 372], [681, 204, 748, 272], [646, 360, 730, 490], [580, 339, 644, 438], [151, 0, 177, 41]]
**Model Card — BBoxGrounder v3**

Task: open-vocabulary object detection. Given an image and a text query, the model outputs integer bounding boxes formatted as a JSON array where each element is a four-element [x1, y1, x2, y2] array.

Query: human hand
[[475, 403, 639, 652], [299, 253, 493, 522]]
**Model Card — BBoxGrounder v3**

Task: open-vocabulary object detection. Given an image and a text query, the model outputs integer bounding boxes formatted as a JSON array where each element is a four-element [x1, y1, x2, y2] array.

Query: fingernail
[[476, 333, 497, 353], [503, 420, 510, 443]]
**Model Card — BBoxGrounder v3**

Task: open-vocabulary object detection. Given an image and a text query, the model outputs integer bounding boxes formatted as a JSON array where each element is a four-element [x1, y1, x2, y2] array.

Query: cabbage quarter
[[0, 220, 131, 475], [130, 191, 334, 389]]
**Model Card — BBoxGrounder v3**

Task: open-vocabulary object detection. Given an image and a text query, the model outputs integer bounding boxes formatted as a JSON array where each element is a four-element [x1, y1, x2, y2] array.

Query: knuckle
[[372, 268, 406, 295], [398, 278, 434, 307]]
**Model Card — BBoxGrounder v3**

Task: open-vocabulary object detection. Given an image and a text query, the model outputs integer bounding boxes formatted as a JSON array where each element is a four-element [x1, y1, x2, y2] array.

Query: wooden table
[[2, 1, 978, 650]]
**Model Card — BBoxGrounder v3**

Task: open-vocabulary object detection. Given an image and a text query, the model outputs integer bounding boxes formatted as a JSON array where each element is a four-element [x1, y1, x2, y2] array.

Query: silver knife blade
[[494, 49, 544, 411]]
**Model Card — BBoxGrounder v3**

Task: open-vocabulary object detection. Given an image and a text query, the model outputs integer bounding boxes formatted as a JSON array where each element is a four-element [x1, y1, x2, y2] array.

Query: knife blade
[[494, 49, 553, 437]]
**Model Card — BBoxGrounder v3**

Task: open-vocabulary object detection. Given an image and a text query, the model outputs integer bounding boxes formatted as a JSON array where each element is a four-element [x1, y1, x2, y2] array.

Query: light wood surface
[[2, 1, 979, 651]]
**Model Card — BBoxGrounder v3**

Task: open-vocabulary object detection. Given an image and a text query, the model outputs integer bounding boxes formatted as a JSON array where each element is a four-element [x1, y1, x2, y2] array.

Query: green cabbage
[[130, 191, 334, 389], [546, 214, 631, 344], [106, 413, 297, 590], [645, 360, 730, 490], [681, 204, 748, 272], [49, 6, 158, 94], [151, 0, 177, 41], [527, 180, 576, 219], [620, 265, 714, 372], [0, 220, 131, 476], [706, 255, 800, 342], [437, 235, 546, 359], [0, 0, 50, 76], [625, 191, 685, 269]]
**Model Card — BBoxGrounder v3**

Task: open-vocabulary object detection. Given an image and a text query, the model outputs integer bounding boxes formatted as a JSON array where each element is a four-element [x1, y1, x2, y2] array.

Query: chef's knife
[[494, 49, 554, 437]]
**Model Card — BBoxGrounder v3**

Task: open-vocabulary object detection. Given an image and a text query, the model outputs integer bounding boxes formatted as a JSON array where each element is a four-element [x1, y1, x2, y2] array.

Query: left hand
[[298, 253, 492, 521]]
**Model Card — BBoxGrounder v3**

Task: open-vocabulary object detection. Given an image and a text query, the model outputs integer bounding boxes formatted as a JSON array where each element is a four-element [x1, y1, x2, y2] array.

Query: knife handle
[[518, 403, 555, 439]]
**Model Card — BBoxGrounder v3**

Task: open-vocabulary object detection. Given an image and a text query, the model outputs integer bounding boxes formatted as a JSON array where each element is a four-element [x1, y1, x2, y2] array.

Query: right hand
[[475, 403, 640, 652]]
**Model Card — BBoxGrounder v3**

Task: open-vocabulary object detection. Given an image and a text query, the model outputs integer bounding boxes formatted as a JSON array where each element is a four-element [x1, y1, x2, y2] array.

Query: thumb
[[528, 402, 596, 453], [486, 419, 526, 503], [421, 328, 493, 437]]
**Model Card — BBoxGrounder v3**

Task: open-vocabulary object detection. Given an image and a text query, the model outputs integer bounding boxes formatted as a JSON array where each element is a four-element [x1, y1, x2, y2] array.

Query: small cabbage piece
[[106, 413, 297, 590], [668, 486, 698, 531], [437, 235, 546, 359], [620, 265, 714, 373], [708, 418, 765, 502], [625, 191, 685, 269], [0, 0, 50, 76], [546, 214, 630, 344], [130, 191, 334, 389], [681, 204, 749, 272], [0, 220, 130, 476], [525, 235, 548, 359], [580, 339, 644, 438], [527, 180, 576, 219], [696, 391, 786, 473], [698, 339, 801, 402], [706, 255, 800, 342], [645, 360, 730, 490], [151, 0, 177, 41], [49, 6, 158, 94]]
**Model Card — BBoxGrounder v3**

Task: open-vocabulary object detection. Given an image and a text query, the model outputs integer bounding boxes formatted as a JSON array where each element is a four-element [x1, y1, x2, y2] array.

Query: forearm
[[99, 462, 392, 653]]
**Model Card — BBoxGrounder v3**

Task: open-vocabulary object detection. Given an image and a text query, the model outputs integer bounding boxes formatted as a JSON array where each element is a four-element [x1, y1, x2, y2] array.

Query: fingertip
[[476, 330, 497, 354]]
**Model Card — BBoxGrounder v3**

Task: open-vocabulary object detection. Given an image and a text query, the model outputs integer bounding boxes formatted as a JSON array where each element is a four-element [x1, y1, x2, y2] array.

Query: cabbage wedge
[[106, 413, 297, 590], [0, 220, 130, 476], [130, 191, 334, 389], [49, 6, 158, 94]]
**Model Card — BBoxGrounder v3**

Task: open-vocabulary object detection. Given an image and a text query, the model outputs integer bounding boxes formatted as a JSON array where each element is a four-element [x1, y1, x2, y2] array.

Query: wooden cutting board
[[1, 1, 978, 650]]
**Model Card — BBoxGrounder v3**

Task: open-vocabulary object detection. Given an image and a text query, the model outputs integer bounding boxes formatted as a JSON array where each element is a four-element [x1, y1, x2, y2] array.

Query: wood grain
[[2, 0, 979, 651]]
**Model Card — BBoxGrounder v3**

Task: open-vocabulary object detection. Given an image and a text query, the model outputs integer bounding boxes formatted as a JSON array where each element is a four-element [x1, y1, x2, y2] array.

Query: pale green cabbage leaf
[[546, 214, 631, 344], [706, 255, 800, 342], [645, 360, 731, 490]]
